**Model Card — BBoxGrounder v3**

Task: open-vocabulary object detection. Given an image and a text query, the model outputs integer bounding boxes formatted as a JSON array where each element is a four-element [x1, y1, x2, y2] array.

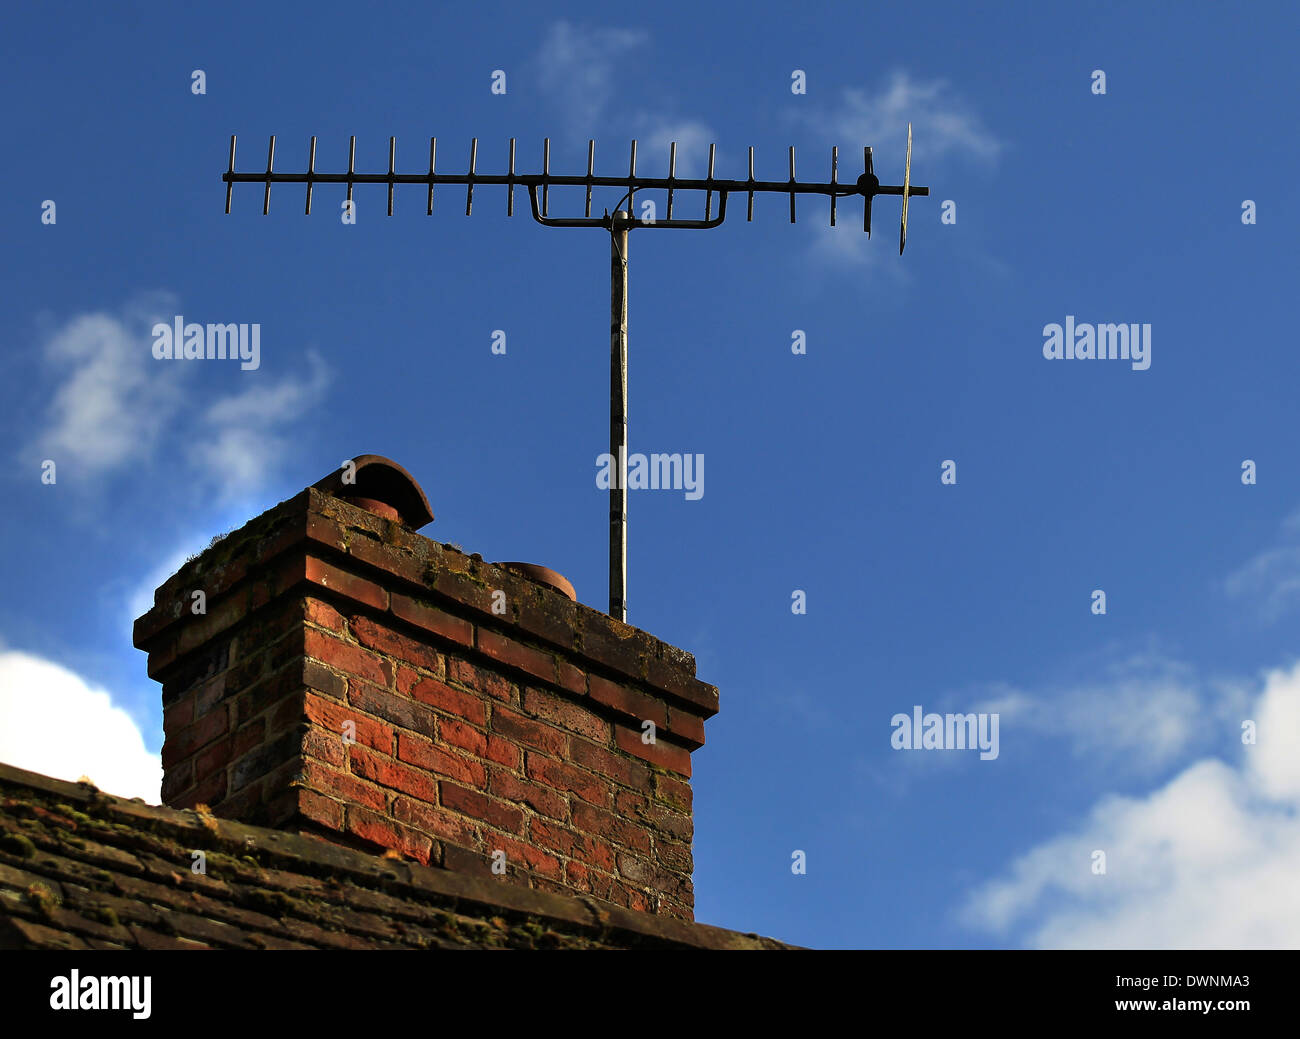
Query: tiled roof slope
[[0, 763, 793, 950]]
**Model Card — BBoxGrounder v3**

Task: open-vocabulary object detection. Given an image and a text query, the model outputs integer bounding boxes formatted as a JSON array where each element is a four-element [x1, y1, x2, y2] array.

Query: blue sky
[[3, 0, 1300, 949]]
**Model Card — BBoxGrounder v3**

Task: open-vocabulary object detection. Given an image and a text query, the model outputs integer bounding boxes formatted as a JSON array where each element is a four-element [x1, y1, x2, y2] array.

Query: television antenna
[[223, 129, 929, 621]]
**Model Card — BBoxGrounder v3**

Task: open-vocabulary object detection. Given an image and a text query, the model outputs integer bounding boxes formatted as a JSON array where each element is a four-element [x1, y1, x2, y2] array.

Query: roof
[[0, 762, 794, 950]]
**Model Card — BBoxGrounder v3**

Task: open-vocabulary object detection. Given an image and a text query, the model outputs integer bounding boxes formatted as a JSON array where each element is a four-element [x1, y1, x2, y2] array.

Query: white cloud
[[0, 650, 160, 803], [26, 301, 331, 501], [534, 21, 649, 136], [798, 70, 1001, 167], [963, 661, 1300, 948]]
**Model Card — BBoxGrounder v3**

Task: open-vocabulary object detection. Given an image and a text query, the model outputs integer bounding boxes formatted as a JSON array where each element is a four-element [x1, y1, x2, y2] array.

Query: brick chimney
[[132, 457, 716, 919]]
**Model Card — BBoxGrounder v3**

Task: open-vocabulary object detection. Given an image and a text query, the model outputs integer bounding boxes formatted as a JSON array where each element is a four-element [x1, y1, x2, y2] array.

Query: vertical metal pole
[[609, 211, 630, 621]]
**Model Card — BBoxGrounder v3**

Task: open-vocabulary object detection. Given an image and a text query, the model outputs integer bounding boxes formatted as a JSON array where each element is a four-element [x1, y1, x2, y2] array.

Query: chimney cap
[[312, 455, 434, 529]]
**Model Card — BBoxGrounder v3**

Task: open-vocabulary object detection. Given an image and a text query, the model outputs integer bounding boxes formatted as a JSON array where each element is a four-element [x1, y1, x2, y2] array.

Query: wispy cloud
[[970, 651, 1249, 776], [533, 21, 649, 137], [634, 117, 716, 174], [962, 660, 1300, 948], [789, 71, 999, 268], [31, 294, 185, 474], [191, 349, 331, 501], [25, 298, 332, 502], [796, 70, 1002, 166]]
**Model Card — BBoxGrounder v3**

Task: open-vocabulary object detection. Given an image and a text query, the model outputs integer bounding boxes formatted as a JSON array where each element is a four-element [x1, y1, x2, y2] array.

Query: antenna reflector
[[899, 123, 912, 255]]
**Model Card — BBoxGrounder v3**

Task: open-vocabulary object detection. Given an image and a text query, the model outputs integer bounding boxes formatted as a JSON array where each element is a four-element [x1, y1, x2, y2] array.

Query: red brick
[[571, 800, 651, 853], [350, 745, 441, 803], [391, 593, 473, 648], [522, 686, 610, 743], [392, 796, 481, 847], [614, 725, 692, 777], [304, 556, 388, 611], [644, 655, 718, 716], [219, 781, 266, 820], [525, 753, 610, 808], [343, 806, 431, 864], [565, 859, 592, 892], [302, 725, 346, 768], [489, 835, 563, 881], [489, 770, 567, 821], [347, 682, 434, 736], [657, 839, 693, 873], [447, 657, 516, 704], [302, 659, 348, 699], [589, 674, 668, 729], [613, 787, 692, 842], [164, 697, 194, 732], [194, 676, 227, 718], [569, 738, 651, 792], [441, 783, 524, 834], [344, 535, 426, 586], [303, 691, 393, 753], [395, 734, 485, 788], [654, 773, 693, 812], [439, 718, 487, 758], [172, 767, 227, 811], [303, 628, 389, 687], [616, 850, 655, 886], [194, 736, 234, 777], [667, 706, 706, 748], [441, 843, 490, 875], [304, 597, 346, 633], [575, 616, 653, 680], [564, 859, 616, 900], [477, 629, 556, 685], [298, 788, 344, 830], [161, 704, 229, 768], [161, 759, 194, 803], [511, 592, 580, 651], [529, 818, 616, 872], [642, 802, 693, 842], [399, 672, 486, 727], [484, 736, 520, 770], [613, 788, 649, 819], [351, 616, 443, 674], [492, 707, 567, 757], [557, 659, 586, 696], [301, 759, 387, 811], [229, 669, 301, 731]]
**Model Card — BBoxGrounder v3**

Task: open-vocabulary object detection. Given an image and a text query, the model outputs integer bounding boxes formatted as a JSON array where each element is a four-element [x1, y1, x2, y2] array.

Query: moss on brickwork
[[26, 882, 59, 919], [0, 833, 37, 859]]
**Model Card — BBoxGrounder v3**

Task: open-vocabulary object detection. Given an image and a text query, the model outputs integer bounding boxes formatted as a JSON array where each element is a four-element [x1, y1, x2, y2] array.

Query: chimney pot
[[495, 562, 576, 602], [311, 454, 434, 529]]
